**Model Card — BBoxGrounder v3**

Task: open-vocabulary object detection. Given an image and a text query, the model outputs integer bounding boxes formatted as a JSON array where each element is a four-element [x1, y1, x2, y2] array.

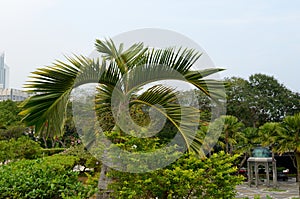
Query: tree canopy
[[226, 74, 300, 127]]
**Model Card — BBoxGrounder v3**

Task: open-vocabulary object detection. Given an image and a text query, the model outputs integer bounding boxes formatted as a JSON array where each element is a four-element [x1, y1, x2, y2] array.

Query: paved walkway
[[236, 178, 299, 199]]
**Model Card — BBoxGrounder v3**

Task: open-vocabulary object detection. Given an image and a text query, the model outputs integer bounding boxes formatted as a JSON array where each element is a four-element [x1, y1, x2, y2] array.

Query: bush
[[0, 154, 97, 198], [62, 145, 101, 172], [0, 136, 42, 163], [108, 151, 244, 199]]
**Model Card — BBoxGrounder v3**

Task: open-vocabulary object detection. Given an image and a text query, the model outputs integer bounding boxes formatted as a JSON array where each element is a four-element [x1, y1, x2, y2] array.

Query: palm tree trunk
[[229, 144, 233, 156], [238, 154, 247, 171], [51, 138, 56, 148], [97, 164, 111, 199], [96, 124, 121, 199], [42, 136, 48, 148], [225, 131, 229, 154], [295, 151, 300, 196]]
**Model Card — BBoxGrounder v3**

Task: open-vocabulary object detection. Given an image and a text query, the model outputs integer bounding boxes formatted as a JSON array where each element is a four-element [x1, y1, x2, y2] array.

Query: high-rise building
[[0, 53, 29, 101], [0, 53, 9, 89]]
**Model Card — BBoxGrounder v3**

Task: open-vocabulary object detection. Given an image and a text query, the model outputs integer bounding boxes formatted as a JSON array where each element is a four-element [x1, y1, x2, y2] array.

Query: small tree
[[108, 151, 243, 199], [259, 113, 300, 197], [0, 136, 42, 164], [19, 39, 225, 198], [226, 75, 300, 127], [210, 115, 245, 155]]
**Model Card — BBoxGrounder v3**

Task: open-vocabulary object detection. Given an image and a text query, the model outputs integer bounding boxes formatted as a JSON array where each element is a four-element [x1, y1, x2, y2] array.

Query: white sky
[[0, 0, 299, 92]]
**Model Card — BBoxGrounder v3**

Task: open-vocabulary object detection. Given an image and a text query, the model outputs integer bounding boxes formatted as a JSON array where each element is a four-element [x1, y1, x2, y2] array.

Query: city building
[[0, 88, 29, 101], [0, 53, 9, 89], [0, 52, 30, 101]]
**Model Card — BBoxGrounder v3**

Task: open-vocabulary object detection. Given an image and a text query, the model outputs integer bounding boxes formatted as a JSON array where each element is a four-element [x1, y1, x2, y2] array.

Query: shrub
[[108, 151, 244, 199], [0, 154, 97, 198], [62, 145, 101, 172], [0, 136, 42, 163]]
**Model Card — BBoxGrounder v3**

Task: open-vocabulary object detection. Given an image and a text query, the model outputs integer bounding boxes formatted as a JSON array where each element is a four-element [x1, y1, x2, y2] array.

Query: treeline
[[0, 73, 299, 198]]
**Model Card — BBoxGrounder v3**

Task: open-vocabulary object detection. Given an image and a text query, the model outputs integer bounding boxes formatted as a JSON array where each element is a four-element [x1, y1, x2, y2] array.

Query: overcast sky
[[0, 0, 299, 92]]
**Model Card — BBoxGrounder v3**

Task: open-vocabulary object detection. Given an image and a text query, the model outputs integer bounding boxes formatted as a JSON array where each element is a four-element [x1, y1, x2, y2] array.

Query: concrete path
[[236, 178, 299, 199]]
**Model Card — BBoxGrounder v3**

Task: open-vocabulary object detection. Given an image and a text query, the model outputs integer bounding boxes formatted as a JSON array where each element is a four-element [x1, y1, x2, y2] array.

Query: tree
[[259, 113, 300, 196], [0, 136, 42, 164], [19, 39, 224, 198], [0, 100, 23, 128], [210, 115, 245, 155], [0, 125, 26, 140], [108, 152, 243, 199], [226, 77, 254, 127], [238, 127, 258, 170], [278, 113, 300, 186], [258, 122, 282, 148], [226, 74, 300, 127]]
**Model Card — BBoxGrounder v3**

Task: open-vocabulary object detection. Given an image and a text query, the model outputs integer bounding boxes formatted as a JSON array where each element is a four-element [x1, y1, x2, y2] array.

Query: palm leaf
[[130, 85, 202, 155], [95, 39, 148, 74], [19, 56, 103, 137]]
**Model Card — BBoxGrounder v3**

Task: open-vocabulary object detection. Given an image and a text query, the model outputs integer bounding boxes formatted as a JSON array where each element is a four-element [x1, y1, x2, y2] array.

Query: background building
[[0, 88, 29, 101], [0, 52, 29, 101], [0, 53, 9, 89]]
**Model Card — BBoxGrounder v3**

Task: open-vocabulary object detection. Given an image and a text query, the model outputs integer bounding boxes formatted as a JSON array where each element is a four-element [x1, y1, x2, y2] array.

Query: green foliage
[[42, 148, 66, 156], [0, 100, 23, 128], [19, 39, 224, 156], [18, 38, 226, 196], [0, 100, 26, 141], [279, 112, 300, 153], [226, 75, 300, 127], [0, 136, 42, 163], [263, 188, 286, 192], [258, 112, 300, 197], [0, 125, 27, 140], [89, 130, 182, 173], [104, 130, 162, 152], [108, 151, 243, 199], [0, 154, 97, 198], [63, 145, 101, 172], [85, 172, 100, 188], [210, 115, 245, 155], [258, 122, 282, 148]]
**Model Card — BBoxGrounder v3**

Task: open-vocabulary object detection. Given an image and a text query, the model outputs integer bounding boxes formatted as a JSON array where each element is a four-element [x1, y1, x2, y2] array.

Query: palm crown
[[19, 39, 225, 156]]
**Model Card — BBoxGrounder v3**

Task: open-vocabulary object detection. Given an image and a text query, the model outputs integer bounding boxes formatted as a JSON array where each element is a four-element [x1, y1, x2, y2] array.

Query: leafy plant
[[0, 136, 42, 164], [108, 151, 243, 199], [0, 154, 97, 198], [62, 144, 101, 173]]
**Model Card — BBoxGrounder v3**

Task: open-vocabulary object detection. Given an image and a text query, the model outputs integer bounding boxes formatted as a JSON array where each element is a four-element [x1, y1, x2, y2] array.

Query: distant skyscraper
[[0, 53, 9, 89]]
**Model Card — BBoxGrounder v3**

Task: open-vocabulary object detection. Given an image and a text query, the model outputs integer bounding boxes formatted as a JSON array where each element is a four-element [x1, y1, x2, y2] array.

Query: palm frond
[[142, 47, 225, 100], [95, 39, 148, 74], [19, 56, 103, 137], [130, 85, 202, 155], [143, 47, 201, 74]]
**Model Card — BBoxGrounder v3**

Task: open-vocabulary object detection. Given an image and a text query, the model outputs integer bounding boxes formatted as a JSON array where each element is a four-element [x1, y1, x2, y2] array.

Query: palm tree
[[277, 113, 300, 185], [19, 39, 224, 198], [258, 122, 282, 175], [211, 115, 245, 155], [238, 127, 258, 170], [257, 122, 282, 148], [258, 114, 300, 196]]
